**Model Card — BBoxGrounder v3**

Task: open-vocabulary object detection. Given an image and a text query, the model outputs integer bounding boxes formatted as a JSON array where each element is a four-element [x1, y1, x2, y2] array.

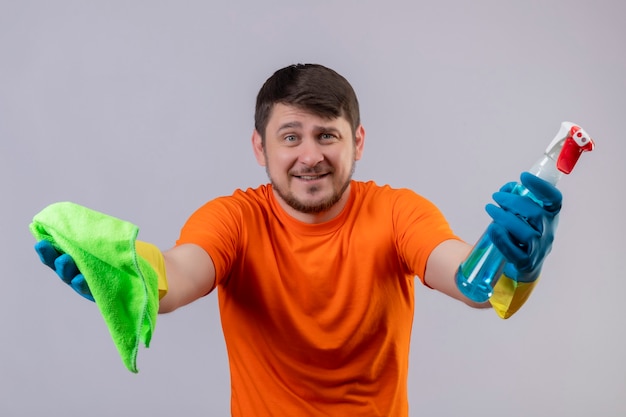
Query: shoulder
[[179, 185, 274, 234], [352, 180, 436, 209], [351, 181, 449, 233], [178, 185, 273, 244], [192, 184, 272, 214]]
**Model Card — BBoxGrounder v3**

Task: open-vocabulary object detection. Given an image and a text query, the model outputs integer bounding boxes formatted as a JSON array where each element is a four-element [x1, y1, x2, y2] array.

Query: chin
[[292, 192, 344, 214]]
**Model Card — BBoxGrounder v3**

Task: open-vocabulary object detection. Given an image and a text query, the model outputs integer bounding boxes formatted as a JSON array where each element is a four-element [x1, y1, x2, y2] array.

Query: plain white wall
[[1, 1, 624, 416]]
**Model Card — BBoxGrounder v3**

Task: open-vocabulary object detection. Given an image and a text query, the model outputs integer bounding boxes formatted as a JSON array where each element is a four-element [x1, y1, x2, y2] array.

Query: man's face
[[252, 103, 364, 220]]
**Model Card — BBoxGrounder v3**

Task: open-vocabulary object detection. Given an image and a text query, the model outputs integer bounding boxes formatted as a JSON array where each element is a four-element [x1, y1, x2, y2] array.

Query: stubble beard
[[267, 162, 355, 215]]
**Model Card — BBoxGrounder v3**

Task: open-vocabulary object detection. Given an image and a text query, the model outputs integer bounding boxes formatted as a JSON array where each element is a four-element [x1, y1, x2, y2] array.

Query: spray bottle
[[456, 122, 595, 303]]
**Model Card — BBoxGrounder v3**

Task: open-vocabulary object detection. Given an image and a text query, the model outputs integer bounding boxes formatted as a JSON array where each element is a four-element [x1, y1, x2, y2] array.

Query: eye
[[319, 133, 337, 141], [284, 134, 298, 143]]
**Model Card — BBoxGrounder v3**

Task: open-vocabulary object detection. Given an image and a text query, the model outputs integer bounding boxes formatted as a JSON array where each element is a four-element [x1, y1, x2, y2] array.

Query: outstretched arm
[[423, 172, 562, 317], [35, 238, 216, 314], [484, 172, 562, 318]]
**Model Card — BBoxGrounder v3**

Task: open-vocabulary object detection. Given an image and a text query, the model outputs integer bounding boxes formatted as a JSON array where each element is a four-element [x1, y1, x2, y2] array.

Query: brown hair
[[254, 64, 360, 141]]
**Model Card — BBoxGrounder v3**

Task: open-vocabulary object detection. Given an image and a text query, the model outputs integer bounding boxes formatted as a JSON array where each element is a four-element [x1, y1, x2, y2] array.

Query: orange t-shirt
[[177, 180, 458, 417]]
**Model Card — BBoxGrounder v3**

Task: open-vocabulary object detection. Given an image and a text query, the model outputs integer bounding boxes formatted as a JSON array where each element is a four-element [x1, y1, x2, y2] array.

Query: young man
[[33, 63, 561, 416]]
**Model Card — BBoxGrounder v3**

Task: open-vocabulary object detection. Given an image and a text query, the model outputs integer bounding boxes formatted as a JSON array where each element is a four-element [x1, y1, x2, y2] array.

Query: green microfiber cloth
[[29, 202, 159, 373]]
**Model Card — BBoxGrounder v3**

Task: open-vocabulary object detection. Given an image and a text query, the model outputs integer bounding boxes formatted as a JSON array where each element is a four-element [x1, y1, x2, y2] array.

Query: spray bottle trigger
[[556, 126, 595, 174]]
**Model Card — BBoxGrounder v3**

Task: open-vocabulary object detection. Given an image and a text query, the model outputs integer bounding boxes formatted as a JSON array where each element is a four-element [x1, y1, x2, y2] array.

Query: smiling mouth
[[294, 173, 330, 181]]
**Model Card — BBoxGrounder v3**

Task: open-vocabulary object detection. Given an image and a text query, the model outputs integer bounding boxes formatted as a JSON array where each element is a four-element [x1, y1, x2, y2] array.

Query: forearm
[[158, 244, 216, 314], [425, 239, 490, 309]]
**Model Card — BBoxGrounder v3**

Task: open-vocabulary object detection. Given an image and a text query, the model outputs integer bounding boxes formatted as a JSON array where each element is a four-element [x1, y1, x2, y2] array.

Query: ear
[[251, 129, 266, 166], [354, 124, 365, 161]]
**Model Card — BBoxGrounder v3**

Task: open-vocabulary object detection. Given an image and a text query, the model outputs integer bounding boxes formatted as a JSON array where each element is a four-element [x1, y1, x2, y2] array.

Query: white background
[[1, 1, 624, 416]]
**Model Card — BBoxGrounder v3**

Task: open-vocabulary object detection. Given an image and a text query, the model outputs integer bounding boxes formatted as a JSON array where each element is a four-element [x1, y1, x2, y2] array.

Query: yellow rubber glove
[[135, 240, 168, 300], [490, 273, 538, 319]]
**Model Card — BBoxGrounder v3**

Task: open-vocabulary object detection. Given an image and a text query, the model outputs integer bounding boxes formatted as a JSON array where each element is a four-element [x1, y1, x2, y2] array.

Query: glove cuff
[[135, 240, 168, 300]]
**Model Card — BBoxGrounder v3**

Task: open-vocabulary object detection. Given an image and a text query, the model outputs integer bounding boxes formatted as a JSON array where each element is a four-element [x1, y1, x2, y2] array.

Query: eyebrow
[[276, 122, 342, 136], [276, 121, 303, 133]]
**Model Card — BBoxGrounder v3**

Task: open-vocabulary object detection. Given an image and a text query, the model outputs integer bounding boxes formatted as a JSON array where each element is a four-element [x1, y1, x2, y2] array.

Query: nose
[[298, 138, 324, 167]]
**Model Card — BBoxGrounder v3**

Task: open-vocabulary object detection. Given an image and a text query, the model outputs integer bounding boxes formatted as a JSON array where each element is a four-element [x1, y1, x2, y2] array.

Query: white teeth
[[299, 176, 321, 180]]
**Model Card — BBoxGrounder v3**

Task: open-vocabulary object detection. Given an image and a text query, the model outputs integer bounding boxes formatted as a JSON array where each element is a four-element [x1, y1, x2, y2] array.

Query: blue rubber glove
[[486, 172, 562, 282], [34, 240, 95, 301]]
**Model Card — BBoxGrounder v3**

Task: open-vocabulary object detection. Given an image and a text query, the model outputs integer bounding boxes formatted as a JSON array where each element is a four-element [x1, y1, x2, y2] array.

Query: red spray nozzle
[[556, 123, 595, 174]]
